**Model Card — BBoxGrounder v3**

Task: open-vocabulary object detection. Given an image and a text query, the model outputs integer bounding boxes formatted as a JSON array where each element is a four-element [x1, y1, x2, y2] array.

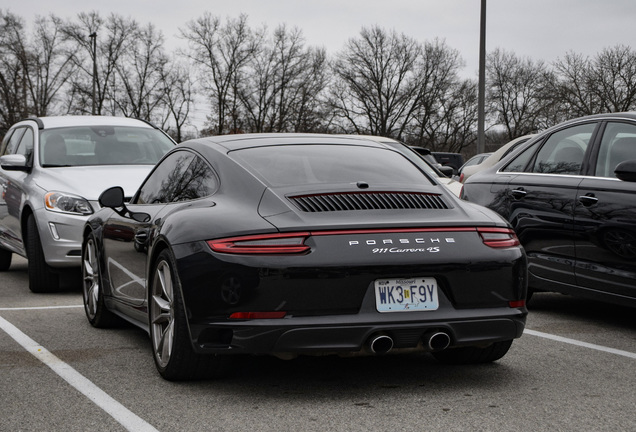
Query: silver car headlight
[[44, 192, 94, 215]]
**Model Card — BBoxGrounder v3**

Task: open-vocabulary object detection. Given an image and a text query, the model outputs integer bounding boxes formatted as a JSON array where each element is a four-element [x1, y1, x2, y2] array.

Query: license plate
[[374, 277, 439, 312]]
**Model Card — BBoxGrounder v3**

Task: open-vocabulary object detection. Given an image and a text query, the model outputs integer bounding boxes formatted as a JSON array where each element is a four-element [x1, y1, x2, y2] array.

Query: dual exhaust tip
[[367, 331, 451, 355]]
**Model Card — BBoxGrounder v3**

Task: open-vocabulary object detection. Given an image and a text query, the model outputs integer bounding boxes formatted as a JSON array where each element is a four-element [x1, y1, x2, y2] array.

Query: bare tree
[[0, 11, 76, 133], [411, 78, 479, 153], [329, 26, 423, 137], [487, 48, 550, 140], [62, 12, 137, 115], [24, 15, 76, 117], [238, 24, 328, 133], [288, 46, 330, 132], [405, 39, 470, 150], [113, 23, 168, 121], [592, 45, 636, 112], [159, 60, 195, 142], [180, 13, 259, 135], [552, 45, 636, 120], [551, 51, 598, 117], [0, 11, 28, 132]]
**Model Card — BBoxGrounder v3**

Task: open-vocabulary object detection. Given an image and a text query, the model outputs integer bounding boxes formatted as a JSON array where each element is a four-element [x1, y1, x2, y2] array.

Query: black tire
[[82, 232, 120, 327], [26, 214, 59, 293], [0, 247, 11, 271], [149, 249, 230, 381], [431, 339, 514, 365], [526, 288, 535, 304]]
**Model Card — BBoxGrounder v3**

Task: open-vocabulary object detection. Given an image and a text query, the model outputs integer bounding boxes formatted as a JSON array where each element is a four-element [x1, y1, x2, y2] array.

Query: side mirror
[[0, 154, 29, 171], [99, 186, 125, 208], [98, 186, 150, 223], [438, 165, 454, 178], [615, 160, 636, 182]]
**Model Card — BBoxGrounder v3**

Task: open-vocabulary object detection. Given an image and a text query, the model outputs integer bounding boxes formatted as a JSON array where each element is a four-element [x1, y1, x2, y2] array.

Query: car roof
[[18, 116, 155, 130], [192, 133, 390, 151]]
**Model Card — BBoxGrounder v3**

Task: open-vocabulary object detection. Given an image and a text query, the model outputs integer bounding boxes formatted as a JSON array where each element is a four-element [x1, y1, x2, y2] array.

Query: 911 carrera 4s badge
[[348, 236, 456, 253], [374, 277, 439, 312]]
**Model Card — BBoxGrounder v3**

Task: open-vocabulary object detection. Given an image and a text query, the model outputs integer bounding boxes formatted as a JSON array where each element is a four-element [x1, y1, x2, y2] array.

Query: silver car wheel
[[151, 260, 175, 369], [82, 237, 99, 320]]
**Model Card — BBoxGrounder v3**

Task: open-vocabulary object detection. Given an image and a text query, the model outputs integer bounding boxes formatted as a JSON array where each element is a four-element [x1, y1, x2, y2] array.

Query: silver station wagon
[[0, 116, 176, 292]]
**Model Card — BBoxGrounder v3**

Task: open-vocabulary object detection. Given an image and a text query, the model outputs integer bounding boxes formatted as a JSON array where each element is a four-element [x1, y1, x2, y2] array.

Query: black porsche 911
[[81, 134, 528, 380]]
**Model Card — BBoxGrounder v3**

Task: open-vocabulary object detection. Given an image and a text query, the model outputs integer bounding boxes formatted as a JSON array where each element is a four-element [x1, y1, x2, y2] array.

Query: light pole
[[477, 0, 487, 154], [89, 32, 97, 115]]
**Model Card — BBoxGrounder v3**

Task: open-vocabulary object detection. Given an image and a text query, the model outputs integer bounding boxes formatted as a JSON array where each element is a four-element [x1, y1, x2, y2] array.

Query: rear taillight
[[207, 232, 310, 255], [477, 227, 520, 248]]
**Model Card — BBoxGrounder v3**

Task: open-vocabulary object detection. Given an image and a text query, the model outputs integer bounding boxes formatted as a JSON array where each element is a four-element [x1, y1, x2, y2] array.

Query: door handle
[[578, 193, 598, 207], [510, 188, 527, 199]]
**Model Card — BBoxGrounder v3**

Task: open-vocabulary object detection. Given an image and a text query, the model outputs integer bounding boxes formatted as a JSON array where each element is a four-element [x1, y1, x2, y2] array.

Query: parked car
[[459, 135, 535, 183], [0, 116, 176, 292], [82, 133, 527, 380], [458, 152, 492, 177], [431, 151, 465, 174], [409, 147, 454, 177], [461, 113, 636, 307]]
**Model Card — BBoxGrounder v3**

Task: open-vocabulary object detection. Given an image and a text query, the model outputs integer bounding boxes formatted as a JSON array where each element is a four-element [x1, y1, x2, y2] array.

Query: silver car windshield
[[39, 126, 175, 167]]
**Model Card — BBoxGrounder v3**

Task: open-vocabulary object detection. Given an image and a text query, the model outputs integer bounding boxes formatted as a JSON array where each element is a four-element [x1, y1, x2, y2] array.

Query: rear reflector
[[208, 232, 310, 255], [509, 300, 526, 308], [229, 312, 287, 319], [477, 227, 520, 248]]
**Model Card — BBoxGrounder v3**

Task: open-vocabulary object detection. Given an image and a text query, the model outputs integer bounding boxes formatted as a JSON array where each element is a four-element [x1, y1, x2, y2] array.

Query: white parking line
[[0, 305, 83, 311], [525, 329, 636, 359], [0, 315, 159, 432]]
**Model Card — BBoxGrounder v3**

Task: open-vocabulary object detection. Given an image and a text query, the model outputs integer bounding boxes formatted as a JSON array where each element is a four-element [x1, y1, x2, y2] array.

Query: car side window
[[136, 151, 218, 204], [136, 151, 195, 204], [15, 127, 34, 163], [530, 123, 596, 175], [501, 140, 542, 172], [594, 122, 636, 178], [0, 129, 16, 155], [2, 127, 26, 156], [176, 155, 219, 200]]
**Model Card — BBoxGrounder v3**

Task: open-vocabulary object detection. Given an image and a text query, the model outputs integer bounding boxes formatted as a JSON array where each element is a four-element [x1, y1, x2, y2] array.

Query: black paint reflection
[[150, 157, 215, 203]]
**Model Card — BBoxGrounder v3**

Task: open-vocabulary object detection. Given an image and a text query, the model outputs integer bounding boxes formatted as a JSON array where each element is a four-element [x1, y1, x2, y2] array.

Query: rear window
[[231, 145, 429, 187], [39, 125, 175, 167]]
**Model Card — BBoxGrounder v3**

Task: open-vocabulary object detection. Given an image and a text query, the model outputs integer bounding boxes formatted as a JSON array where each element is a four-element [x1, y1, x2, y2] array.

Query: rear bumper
[[173, 233, 528, 356], [190, 308, 526, 355]]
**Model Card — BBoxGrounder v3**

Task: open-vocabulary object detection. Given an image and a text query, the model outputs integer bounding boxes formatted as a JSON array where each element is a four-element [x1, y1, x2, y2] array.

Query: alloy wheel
[[151, 260, 175, 369], [82, 238, 99, 320]]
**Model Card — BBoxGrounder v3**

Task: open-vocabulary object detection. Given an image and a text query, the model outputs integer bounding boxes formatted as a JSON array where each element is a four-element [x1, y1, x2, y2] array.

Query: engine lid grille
[[288, 192, 449, 212]]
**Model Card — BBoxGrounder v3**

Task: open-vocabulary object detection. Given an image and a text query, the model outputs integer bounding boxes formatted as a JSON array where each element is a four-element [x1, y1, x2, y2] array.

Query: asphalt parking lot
[[1, 255, 635, 432]]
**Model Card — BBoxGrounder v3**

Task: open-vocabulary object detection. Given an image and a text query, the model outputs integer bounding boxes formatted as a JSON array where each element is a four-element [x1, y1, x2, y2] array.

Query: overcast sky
[[8, 0, 636, 76], [6, 0, 636, 127]]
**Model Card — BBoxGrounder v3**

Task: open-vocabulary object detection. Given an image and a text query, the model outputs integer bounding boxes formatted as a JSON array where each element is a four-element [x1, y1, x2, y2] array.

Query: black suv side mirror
[[615, 160, 636, 182]]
